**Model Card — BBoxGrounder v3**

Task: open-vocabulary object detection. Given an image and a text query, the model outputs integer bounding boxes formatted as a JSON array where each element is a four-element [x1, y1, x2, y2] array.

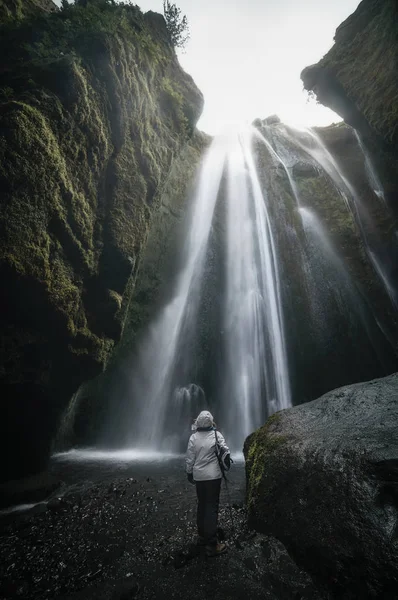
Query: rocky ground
[[0, 456, 326, 600]]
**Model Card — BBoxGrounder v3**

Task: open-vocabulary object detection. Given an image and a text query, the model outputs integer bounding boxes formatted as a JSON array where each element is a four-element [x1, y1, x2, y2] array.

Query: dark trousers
[[196, 478, 221, 546]]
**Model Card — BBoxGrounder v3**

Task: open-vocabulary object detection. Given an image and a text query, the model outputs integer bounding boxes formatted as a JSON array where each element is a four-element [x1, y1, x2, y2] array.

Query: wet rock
[[245, 373, 398, 597], [47, 497, 68, 513], [111, 578, 140, 600], [87, 567, 103, 581], [0, 578, 30, 598], [244, 556, 257, 572], [292, 162, 319, 179], [23, 503, 48, 518], [264, 114, 281, 125], [161, 555, 173, 567], [64, 492, 82, 509], [173, 551, 188, 569]]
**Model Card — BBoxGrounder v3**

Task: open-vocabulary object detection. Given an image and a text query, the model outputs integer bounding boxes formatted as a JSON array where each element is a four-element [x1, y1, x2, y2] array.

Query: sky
[[55, 0, 360, 134]]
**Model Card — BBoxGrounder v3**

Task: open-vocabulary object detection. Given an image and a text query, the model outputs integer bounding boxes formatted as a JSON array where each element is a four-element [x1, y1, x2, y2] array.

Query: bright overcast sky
[[55, 0, 360, 134]]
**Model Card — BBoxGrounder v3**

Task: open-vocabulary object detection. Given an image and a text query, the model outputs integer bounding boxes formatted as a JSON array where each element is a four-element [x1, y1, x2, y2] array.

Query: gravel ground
[[0, 454, 327, 600]]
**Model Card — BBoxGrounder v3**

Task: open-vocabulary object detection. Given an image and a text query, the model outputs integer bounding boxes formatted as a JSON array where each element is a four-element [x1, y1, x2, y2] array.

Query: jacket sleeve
[[185, 434, 196, 474], [216, 431, 229, 452]]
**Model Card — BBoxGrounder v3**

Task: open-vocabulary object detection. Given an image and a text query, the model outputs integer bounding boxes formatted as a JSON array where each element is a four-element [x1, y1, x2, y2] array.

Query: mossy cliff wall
[[301, 0, 398, 212], [59, 129, 211, 448], [0, 0, 203, 480]]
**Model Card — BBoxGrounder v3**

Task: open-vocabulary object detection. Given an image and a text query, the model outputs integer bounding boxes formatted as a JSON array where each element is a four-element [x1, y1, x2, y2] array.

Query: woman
[[185, 410, 229, 556]]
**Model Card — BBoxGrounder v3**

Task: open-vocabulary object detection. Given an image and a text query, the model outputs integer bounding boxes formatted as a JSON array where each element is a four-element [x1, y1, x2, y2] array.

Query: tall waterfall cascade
[[114, 129, 292, 453], [60, 122, 398, 456]]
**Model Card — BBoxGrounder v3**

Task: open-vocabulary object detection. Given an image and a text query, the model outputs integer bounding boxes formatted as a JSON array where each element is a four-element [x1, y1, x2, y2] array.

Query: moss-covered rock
[[244, 373, 398, 597], [0, 0, 203, 480]]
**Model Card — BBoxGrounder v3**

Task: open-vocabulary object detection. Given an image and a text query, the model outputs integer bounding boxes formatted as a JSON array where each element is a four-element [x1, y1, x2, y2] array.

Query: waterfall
[[298, 206, 389, 354], [354, 132, 386, 204], [79, 121, 398, 457], [221, 130, 291, 448], [121, 136, 227, 450], [101, 127, 291, 453]]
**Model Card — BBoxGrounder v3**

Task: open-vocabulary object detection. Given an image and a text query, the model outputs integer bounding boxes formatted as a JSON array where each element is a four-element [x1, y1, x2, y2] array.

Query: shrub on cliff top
[[0, 0, 161, 69], [163, 0, 189, 49]]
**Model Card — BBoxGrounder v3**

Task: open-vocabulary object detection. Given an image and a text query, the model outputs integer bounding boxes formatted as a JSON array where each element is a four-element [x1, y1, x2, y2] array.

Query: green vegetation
[[245, 413, 287, 510], [163, 0, 189, 50], [0, 0, 161, 67]]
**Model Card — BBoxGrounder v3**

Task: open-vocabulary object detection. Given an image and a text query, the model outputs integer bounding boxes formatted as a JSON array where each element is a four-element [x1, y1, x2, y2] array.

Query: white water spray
[[222, 130, 291, 446], [355, 132, 386, 203], [125, 137, 227, 450], [116, 128, 291, 452]]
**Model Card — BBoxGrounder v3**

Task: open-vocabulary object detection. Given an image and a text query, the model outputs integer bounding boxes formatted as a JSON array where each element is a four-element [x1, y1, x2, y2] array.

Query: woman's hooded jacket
[[185, 411, 229, 481]]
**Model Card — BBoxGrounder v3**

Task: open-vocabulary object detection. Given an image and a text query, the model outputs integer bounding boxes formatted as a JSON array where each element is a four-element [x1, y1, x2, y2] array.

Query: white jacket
[[185, 429, 229, 481]]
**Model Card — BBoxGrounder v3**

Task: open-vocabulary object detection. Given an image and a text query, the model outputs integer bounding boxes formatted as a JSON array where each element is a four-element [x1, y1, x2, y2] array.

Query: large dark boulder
[[244, 373, 398, 598]]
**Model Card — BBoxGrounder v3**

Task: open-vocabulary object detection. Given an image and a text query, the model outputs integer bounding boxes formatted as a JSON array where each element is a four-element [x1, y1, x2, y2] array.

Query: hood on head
[[195, 410, 214, 429]]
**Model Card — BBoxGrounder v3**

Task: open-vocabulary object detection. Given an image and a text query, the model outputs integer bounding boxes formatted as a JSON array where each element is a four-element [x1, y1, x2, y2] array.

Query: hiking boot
[[205, 542, 227, 557]]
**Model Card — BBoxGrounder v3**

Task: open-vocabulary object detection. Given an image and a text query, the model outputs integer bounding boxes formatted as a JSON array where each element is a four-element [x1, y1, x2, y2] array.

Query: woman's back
[[187, 429, 227, 481]]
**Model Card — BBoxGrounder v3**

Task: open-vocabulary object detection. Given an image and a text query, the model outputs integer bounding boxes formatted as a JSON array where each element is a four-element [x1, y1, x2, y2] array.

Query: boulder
[[244, 373, 398, 597]]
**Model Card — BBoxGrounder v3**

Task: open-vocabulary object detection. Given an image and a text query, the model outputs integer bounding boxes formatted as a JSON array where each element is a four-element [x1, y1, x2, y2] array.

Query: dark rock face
[[301, 0, 398, 211], [244, 373, 398, 598], [0, 1, 203, 480]]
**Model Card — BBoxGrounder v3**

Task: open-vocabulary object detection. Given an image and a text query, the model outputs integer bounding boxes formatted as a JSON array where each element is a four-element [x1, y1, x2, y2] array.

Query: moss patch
[[245, 412, 288, 511]]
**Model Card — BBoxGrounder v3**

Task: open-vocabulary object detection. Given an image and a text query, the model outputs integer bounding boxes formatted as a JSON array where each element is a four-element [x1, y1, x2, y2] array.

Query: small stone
[[47, 498, 67, 513], [173, 552, 188, 569], [111, 578, 139, 600], [87, 567, 103, 581]]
